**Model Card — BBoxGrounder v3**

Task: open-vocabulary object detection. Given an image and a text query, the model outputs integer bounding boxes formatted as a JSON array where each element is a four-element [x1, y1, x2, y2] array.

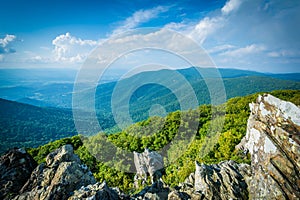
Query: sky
[[0, 0, 299, 73]]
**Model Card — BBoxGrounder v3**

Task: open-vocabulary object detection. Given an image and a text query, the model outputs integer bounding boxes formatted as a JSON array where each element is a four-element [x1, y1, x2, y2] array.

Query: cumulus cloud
[[0, 34, 16, 47], [165, 0, 244, 45], [188, 17, 225, 45], [165, 4, 230, 45], [165, 16, 225, 45], [52, 32, 98, 63], [112, 6, 169, 35], [50, 7, 170, 64], [162, 0, 300, 72], [0, 34, 16, 58], [7, 0, 298, 72], [79, 27, 218, 82], [221, 0, 242, 15], [164, 21, 188, 31], [49, 7, 170, 64]]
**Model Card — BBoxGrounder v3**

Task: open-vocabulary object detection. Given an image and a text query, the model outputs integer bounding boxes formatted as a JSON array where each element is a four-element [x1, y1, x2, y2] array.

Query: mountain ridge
[[1, 67, 300, 108], [1, 92, 299, 199]]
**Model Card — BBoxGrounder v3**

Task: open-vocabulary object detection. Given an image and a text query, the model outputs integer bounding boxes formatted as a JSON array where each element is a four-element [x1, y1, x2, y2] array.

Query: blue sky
[[0, 0, 299, 73]]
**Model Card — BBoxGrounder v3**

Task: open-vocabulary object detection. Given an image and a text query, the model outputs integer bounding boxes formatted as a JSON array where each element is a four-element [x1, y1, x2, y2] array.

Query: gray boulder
[[133, 180, 169, 200], [68, 181, 128, 200], [0, 148, 37, 200], [193, 160, 250, 200], [134, 149, 164, 187], [14, 144, 96, 200]]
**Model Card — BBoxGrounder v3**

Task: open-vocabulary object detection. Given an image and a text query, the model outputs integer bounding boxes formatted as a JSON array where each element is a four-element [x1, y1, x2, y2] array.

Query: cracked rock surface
[[238, 94, 300, 199]]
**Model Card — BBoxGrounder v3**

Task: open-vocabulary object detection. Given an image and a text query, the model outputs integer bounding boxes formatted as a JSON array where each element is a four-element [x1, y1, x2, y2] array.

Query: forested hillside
[[0, 98, 77, 153], [2, 69, 300, 154], [27, 90, 300, 193], [93, 71, 300, 131]]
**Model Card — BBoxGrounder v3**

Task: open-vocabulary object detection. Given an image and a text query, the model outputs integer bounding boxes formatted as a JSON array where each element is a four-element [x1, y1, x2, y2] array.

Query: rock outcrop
[[68, 181, 128, 200], [194, 160, 251, 200], [134, 149, 164, 187], [14, 145, 96, 200], [132, 160, 251, 200], [1, 93, 300, 200], [0, 146, 250, 200], [238, 94, 300, 199], [133, 180, 170, 200], [0, 148, 37, 200]]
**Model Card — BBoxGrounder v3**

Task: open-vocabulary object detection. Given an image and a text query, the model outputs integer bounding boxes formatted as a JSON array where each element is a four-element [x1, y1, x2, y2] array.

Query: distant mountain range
[[86, 67, 300, 129], [0, 67, 299, 153], [1, 67, 299, 109]]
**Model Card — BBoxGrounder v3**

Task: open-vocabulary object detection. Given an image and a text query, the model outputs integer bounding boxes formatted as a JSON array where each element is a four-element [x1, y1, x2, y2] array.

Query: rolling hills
[[0, 98, 77, 153], [26, 90, 300, 193], [1, 67, 300, 153], [92, 69, 300, 130], [1, 67, 300, 110]]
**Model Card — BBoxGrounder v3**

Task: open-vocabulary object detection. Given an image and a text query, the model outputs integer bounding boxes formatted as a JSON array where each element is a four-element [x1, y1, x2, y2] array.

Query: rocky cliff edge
[[0, 93, 299, 200], [238, 94, 300, 199]]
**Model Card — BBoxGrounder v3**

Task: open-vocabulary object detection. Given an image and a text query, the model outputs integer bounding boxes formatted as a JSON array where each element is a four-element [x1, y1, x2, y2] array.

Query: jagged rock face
[[134, 149, 164, 187], [239, 94, 300, 199], [0, 148, 37, 200], [68, 181, 128, 200], [133, 180, 170, 200], [14, 145, 96, 200], [194, 160, 250, 200], [171, 181, 202, 200]]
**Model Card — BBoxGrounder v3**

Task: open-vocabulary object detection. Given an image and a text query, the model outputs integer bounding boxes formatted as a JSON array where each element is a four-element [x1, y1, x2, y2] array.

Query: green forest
[[1, 70, 300, 154], [27, 90, 300, 193], [95, 75, 300, 131], [0, 98, 77, 153]]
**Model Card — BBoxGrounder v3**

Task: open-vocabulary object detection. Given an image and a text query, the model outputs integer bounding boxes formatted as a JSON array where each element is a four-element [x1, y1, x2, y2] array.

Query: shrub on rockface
[[27, 90, 300, 192]]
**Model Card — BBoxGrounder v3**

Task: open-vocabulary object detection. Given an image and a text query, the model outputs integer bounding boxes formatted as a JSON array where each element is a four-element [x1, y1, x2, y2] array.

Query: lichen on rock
[[238, 94, 300, 199], [14, 144, 96, 200]]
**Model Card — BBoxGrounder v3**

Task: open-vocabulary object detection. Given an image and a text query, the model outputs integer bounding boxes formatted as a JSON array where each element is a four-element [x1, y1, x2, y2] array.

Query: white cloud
[[6, 0, 298, 72], [50, 7, 169, 64], [0, 34, 16, 57], [52, 32, 98, 63], [163, 0, 244, 47], [267, 50, 300, 58], [183, 0, 243, 45], [164, 1, 242, 45], [32, 55, 42, 61], [164, 21, 189, 31], [208, 44, 236, 54], [22, 51, 50, 64], [165, 17, 225, 45], [88, 28, 215, 72], [188, 17, 225, 44], [28, 55, 52, 63], [221, 0, 242, 15], [112, 6, 169, 35], [0, 34, 16, 62], [0, 34, 16, 47], [220, 44, 266, 57]]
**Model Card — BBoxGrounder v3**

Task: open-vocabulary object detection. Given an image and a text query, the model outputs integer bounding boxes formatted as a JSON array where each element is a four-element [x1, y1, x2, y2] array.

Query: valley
[[0, 67, 300, 154]]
